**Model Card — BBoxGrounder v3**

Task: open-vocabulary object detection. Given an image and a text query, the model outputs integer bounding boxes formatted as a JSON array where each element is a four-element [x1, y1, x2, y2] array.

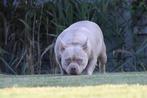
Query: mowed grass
[[0, 72, 147, 98], [1, 85, 147, 98]]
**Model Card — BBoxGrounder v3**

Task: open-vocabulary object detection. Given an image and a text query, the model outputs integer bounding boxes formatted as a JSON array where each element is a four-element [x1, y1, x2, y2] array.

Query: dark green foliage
[[0, 0, 146, 74]]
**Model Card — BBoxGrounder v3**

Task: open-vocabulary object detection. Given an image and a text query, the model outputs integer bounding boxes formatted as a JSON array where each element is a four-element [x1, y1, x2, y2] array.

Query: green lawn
[[0, 72, 147, 98]]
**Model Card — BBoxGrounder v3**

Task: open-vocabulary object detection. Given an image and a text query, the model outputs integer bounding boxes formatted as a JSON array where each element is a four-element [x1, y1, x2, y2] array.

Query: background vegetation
[[0, 0, 147, 74]]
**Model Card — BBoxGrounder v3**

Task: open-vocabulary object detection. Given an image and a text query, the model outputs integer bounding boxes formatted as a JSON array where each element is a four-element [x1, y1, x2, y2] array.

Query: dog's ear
[[60, 39, 67, 52]]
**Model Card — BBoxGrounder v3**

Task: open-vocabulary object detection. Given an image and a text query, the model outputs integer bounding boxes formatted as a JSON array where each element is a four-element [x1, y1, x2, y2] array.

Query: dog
[[54, 20, 107, 75]]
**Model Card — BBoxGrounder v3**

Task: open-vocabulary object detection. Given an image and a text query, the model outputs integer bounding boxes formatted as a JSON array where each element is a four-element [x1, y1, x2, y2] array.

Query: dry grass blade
[[41, 43, 54, 59], [0, 57, 17, 74]]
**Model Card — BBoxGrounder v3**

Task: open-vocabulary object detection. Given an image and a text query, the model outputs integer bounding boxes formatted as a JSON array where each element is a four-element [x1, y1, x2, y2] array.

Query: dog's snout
[[70, 67, 77, 75]]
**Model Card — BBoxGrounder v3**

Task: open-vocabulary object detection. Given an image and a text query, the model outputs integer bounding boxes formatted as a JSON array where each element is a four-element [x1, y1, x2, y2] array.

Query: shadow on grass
[[0, 72, 147, 88]]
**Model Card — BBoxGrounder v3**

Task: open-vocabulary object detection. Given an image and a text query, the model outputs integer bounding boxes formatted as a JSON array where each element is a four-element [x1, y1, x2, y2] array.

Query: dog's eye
[[65, 58, 71, 65], [76, 59, 83, 64]]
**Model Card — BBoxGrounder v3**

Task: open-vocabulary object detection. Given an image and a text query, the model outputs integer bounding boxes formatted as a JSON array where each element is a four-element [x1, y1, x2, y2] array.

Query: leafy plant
[[0, 0, 146, 74]]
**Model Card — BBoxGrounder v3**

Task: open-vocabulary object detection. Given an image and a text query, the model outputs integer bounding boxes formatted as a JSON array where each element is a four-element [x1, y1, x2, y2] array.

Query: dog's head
[[60, 41, 88, 75]]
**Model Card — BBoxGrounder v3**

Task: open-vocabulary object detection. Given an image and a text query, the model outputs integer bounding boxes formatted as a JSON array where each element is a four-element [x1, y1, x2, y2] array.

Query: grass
[[0, 72, 147, 98], [1, 85, 147, 98]]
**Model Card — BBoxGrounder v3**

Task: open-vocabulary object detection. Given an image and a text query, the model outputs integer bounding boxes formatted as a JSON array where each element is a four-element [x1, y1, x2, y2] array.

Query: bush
[[0, 0, 146, 74]]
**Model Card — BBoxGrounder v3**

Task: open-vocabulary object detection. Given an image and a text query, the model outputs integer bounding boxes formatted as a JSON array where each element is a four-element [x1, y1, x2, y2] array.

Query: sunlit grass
[[0, 85, 147, 98]]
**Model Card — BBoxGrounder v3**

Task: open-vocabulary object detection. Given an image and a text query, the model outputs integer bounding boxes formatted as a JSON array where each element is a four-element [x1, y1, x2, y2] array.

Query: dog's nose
[[70, 67, 77, 75], [71, 67, 76, 72]]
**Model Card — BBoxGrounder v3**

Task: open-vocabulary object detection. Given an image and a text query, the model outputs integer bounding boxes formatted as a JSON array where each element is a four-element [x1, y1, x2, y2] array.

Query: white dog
[[54, 21, 107, 75]]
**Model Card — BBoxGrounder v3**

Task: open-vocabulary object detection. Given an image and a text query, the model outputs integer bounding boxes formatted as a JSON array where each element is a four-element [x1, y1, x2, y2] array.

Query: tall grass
[[0, 0, 146, 74]]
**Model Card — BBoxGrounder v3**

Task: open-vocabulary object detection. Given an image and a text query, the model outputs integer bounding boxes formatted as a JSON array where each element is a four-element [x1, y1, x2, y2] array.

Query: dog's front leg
[[84, 57, 97, 75]]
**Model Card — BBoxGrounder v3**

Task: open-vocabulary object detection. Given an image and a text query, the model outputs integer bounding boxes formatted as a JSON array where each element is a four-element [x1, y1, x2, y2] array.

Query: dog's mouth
[[61, 68, 78, 75], [69, 71, 78, 75]]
